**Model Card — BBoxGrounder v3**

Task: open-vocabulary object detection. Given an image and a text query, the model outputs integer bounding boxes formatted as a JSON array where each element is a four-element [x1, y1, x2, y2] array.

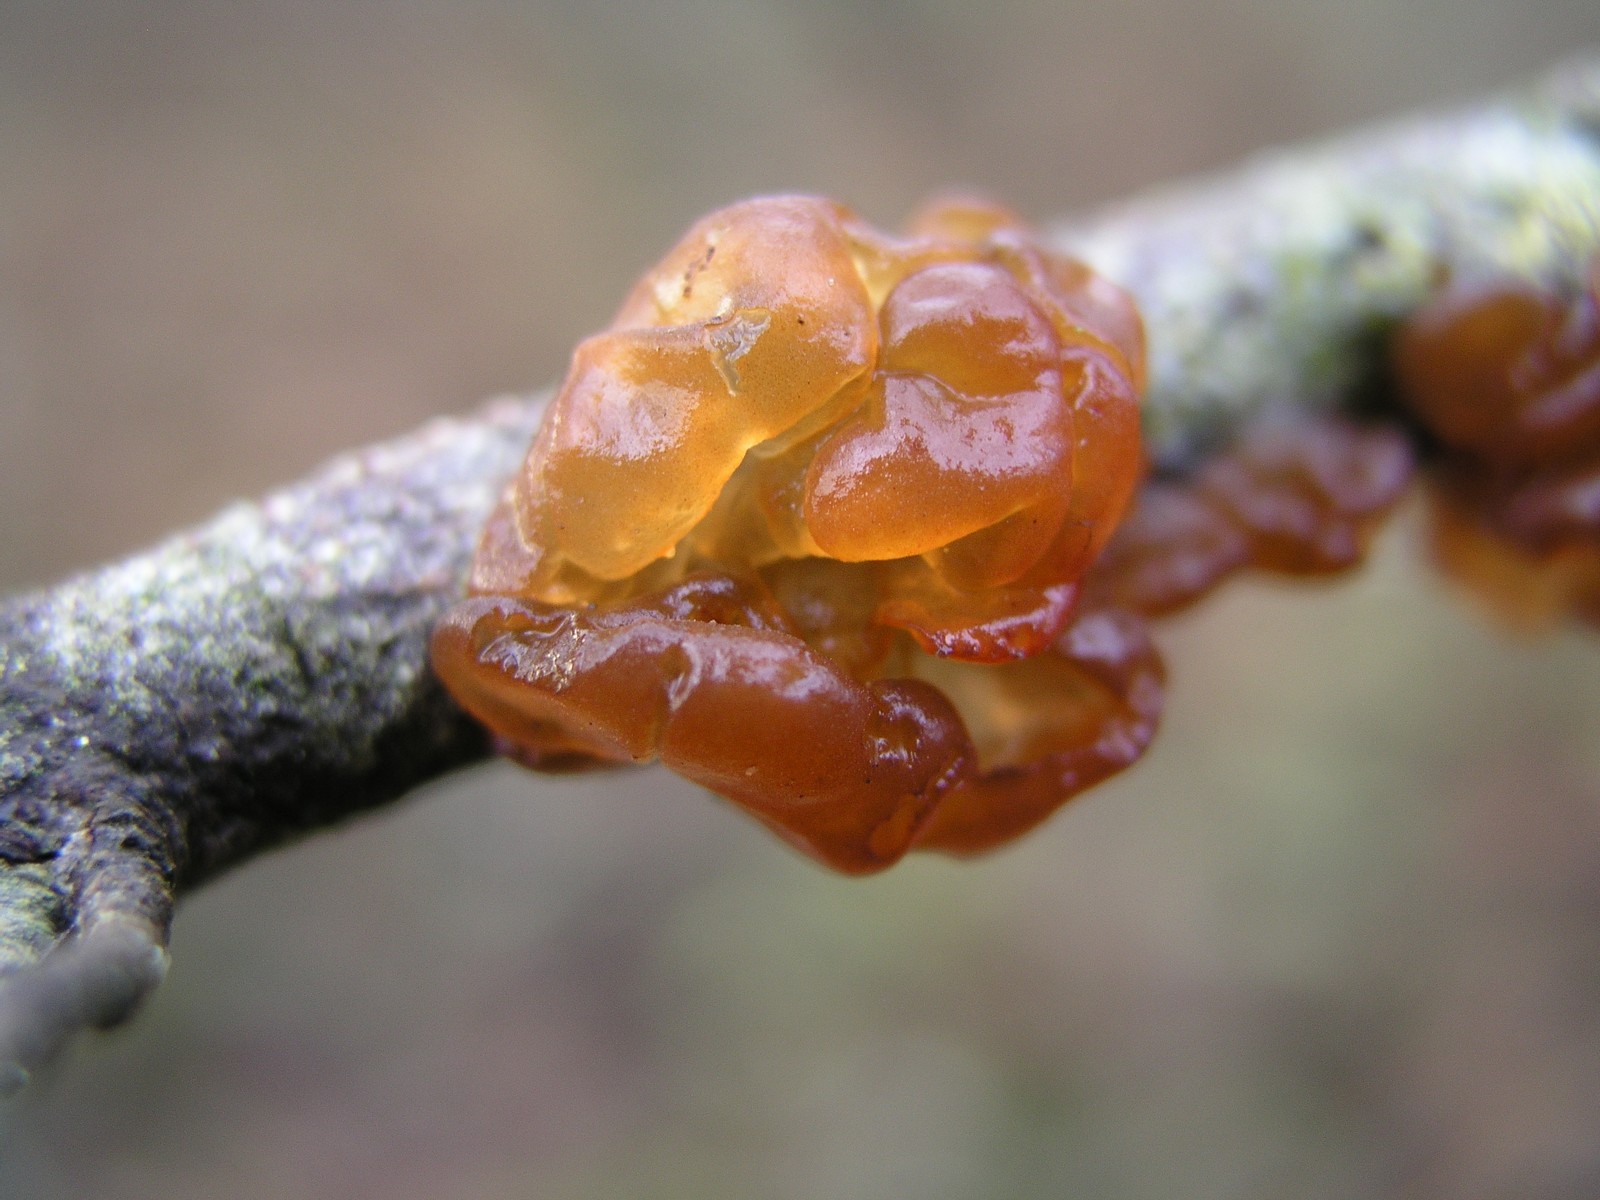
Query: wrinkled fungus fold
[[1084, 412, 1414, 618]]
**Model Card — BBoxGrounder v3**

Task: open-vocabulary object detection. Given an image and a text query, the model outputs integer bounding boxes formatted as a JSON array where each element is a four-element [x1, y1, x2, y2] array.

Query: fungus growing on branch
[[431, 195, 1156, 872]]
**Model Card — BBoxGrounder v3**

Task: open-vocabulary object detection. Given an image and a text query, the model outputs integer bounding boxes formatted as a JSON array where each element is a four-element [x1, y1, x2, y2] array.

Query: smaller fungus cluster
[[1086, 414, 1414, 619], [1395, 264, 1600, 627]]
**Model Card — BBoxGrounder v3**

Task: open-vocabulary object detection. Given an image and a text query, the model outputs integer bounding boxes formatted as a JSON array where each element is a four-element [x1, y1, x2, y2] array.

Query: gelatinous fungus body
[[1394, 265, 1600, 628], [433, 194, 1157, 873]]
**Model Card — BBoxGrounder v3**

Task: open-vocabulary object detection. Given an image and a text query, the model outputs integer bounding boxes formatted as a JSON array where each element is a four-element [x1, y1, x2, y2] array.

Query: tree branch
[[1065, 55, 1600, 465], [2, 55, 1598, 1091]]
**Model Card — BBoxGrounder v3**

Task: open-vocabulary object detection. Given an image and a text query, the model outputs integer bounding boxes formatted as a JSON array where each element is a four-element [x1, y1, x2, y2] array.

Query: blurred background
[[3, 2, 1600, 1197]]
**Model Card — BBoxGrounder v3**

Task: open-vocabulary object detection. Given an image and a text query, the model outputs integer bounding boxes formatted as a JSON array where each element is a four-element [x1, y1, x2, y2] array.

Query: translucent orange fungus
[[1084, 412, 1414, 618], [432, 195, 1155, 872], [1394, 264, 1600, 628]]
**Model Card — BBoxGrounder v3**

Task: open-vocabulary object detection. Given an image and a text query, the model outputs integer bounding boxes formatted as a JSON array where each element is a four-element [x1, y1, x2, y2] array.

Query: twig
[[2, 55, 1597, 1091]]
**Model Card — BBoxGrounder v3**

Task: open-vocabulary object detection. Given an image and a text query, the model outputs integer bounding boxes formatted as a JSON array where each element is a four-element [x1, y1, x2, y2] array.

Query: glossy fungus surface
[[433, 195, 1155, 872], [1395, 264, 1600, 627]]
